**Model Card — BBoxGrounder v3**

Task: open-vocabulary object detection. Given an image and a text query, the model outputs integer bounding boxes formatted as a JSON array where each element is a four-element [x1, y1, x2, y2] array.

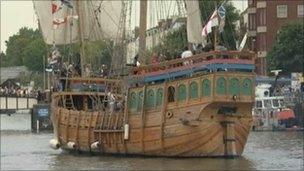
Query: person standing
[[181, 47, 193, 65]]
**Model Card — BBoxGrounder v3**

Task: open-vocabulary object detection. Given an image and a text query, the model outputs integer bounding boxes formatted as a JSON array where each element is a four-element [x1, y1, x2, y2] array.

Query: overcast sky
[[0, 0, 247, 53]]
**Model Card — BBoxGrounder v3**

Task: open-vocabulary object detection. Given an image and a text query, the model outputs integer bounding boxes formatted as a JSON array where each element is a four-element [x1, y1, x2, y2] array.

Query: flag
[[52, 1, 62, 14], [53, 15, 78, 29], [201, 10, 219, 37], [60, 0, 73, 9], [218, 5, 226, 32]]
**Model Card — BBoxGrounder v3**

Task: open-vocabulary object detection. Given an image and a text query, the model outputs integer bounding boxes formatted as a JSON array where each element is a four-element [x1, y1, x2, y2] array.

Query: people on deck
[[151, 53, 159, 64], [133, 54, 141, 67], [84, 64, 92, 77], [100, 64, 108, 78], [181, 47, 193, 65]]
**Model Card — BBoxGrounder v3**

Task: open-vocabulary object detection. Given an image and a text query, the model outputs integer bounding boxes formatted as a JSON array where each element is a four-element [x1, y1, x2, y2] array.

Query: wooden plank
[[94, 129, 124, 133], [140, 85, 146, 153]]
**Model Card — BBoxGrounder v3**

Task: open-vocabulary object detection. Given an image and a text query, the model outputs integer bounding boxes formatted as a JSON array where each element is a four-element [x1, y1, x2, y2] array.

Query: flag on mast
[[218, 4, 226, 32], [201, 3, 226, 37], [201, 10, 219, 37]]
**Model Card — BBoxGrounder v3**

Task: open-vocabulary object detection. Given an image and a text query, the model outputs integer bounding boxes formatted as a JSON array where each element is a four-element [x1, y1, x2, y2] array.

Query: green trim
[[202, 79, 211, 97], [129, 92, 137, 112], [242, 78, 252, 95], [216, 77, 226, 95], [146, 89, 155, 108], [156, 88, 163, 106], [138, 91, 143, 111], [178, 84, 186, 101], [229, 78, 240, 95], [189, 81, 198, 99]]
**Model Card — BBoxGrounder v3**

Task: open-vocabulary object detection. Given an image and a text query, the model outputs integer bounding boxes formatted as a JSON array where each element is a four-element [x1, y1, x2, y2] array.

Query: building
[[247, 0, 304, 75]]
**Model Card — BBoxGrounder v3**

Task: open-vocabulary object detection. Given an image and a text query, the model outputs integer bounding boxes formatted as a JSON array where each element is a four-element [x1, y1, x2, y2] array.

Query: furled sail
[[33, 0, 123, 45], [185, 0, 204, 44]]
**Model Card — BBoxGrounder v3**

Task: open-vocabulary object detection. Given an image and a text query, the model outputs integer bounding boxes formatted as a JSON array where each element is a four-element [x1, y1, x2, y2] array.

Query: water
[[1, 131, 303, 170]]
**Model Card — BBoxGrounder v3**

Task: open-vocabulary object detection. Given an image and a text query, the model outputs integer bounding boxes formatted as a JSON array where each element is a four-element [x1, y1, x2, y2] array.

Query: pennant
[[52, 15, 78, 29], [202, 10, 219, 37], [60, 0, 73, 9], [218, 5, 226, 32]]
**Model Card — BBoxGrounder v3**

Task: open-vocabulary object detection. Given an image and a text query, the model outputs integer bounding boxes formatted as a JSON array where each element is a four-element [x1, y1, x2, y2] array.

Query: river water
[[1, 131, 303, 170]]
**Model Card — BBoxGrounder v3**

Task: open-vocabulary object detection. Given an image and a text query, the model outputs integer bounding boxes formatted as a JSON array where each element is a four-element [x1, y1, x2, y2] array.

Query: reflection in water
[[1, 131, 303, 170]]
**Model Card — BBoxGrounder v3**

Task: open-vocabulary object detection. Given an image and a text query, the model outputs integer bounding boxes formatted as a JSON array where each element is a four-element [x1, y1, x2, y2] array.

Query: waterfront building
[[247, 0, 303, 75]]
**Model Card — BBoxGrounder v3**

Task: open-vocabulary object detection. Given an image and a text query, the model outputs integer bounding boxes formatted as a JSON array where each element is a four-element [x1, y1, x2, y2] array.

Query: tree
[[267, 21, 304, 74], [23, 38, 47, 72], [5, 27, 43, 67]]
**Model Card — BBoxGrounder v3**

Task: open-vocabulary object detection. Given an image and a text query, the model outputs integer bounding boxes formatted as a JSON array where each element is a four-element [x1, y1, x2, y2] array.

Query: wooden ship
[[34, 0, 255, 157]]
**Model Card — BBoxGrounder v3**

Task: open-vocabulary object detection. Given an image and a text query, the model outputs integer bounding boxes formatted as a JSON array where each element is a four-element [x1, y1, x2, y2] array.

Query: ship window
[[216, 77, 226, 95], [202, 79, 211, 97], [138, 91, 143, 111], [273, 99, 279, 108], [156, 88, 163, 106], [256, 100, 262, 108], [129, 92, 137, 112], [229, 78, 240, 95], [146, 89, 155, 108], [264, 100, 271, 108], [217, 106, 237, 115], [242, 78, 252, 95], [189, 81, 198, 99], [178, 84, 187, 101], [279, 99, 285, 107], [168, 86, 175, 102]]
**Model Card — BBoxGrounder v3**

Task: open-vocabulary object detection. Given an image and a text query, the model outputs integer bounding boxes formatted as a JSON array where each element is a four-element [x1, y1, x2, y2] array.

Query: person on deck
[[151, 53, 159, 64], [181, 47, 193, 65], [133, 54, 141, 67]]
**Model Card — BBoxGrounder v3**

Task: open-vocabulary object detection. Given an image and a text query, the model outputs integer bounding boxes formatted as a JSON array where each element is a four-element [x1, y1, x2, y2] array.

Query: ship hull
[[51, 101, 252, 157]]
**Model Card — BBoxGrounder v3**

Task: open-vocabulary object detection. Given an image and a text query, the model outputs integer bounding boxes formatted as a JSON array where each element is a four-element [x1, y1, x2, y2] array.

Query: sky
[[0, 0, 247, 53]]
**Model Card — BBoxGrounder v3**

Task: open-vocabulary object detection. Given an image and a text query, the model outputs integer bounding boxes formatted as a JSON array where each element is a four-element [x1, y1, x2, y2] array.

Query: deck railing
[[131, 50, 256, 75]]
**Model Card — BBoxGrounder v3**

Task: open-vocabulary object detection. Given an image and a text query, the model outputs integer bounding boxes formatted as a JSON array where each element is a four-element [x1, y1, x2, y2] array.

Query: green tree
[[23, 38, 47, 72], [5, 27, 42, 66], [267, 21, 304, 74]]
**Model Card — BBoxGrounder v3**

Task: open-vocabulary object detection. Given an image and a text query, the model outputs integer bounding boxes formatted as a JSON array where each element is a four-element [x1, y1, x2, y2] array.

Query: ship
[[33, 0, 255, 157]]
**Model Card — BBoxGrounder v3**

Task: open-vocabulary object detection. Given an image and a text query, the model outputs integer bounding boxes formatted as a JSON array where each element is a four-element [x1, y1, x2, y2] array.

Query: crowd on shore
[[0, 86, 39, 98]]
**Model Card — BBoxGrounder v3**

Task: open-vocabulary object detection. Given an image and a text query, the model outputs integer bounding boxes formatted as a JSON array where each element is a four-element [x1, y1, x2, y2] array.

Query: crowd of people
[[0, 86, 39, 98]]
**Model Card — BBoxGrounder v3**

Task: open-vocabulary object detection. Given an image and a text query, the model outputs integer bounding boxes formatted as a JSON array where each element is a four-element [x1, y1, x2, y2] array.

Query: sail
[[185, 0, 204, 44], [33, 0, 123, 45]]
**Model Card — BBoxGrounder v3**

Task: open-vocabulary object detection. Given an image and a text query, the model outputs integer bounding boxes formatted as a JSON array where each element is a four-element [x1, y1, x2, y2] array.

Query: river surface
[[1, 130, 303, 170]]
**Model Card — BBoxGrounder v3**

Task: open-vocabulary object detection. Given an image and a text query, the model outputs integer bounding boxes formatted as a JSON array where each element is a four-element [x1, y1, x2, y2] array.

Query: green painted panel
[[229, 78, 240, 95], [202, 79, 211, 97], [146, 89, 155, 108], [156, 88, 163, 106], [242, 78, 252, 95], [138, 91, 143, 111], [178, 84, 186, 101], [216, 77, 226, 95], [189, 82, 198, 99], [129, 92, 137, 112]]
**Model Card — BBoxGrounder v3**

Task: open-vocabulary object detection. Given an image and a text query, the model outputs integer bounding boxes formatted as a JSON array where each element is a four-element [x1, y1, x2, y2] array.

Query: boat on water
[[34, 0, 255, 157]]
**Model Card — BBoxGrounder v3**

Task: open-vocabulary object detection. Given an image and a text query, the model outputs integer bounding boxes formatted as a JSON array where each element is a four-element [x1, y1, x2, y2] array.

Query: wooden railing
[[131, 50, 256, 75]]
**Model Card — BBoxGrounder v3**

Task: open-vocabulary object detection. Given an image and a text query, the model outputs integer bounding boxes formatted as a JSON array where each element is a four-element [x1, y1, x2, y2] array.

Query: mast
[[138, 0, 148, 64], [76, 0, 85, 77]]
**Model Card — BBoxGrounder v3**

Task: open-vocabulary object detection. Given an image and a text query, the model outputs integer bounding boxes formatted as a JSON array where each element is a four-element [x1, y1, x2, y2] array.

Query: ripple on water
[[1, 131, 303, 170]]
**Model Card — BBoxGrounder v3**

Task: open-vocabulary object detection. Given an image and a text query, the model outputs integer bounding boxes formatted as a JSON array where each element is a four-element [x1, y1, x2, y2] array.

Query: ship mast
[[76, 0, 85, 77], [138, 0, 148, 65]]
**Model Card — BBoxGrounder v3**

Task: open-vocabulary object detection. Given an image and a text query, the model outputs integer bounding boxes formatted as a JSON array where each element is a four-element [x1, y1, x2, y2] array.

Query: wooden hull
[[51, 101, 252, 157]]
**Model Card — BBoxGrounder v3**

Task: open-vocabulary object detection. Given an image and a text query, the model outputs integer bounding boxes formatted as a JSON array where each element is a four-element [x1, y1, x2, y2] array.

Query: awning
[[277, 109, 295, 120]]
